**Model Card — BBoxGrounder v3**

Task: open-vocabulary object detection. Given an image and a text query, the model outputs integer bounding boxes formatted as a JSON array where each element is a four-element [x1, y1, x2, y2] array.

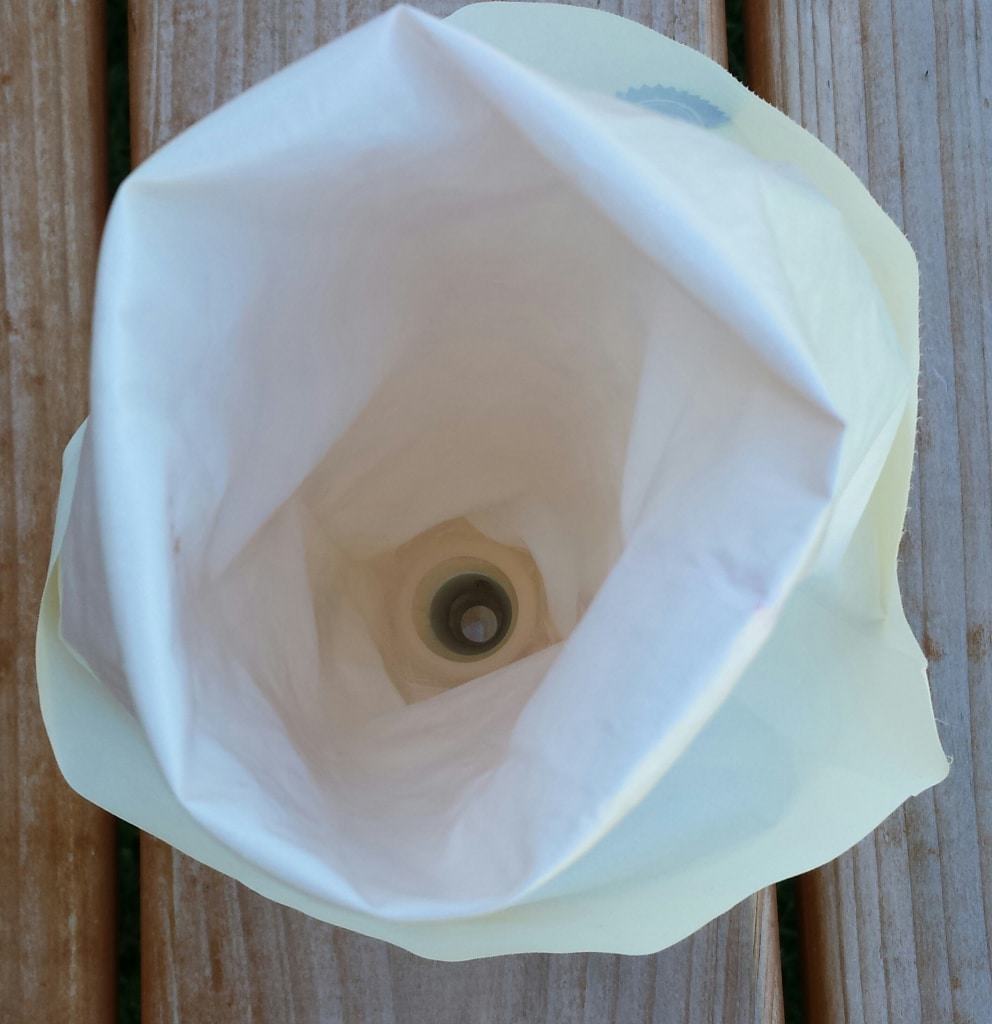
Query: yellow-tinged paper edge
[[36, 4, 947, 959]]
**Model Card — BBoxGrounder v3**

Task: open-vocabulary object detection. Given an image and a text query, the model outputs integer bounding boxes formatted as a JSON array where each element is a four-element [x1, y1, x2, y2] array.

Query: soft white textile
[[41, 4, 947, 957]]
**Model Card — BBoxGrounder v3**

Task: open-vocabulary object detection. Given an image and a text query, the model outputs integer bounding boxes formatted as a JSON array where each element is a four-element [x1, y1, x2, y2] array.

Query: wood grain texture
[[0, 1, 117, 1021], [746, 1, 992, 1022], [129, 0, 727, 156], [142, 840, 783, 1024], [130, 1, 782, 1022]]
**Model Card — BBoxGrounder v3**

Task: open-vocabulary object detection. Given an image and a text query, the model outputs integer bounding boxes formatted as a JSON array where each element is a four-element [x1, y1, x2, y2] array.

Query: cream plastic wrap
[[39, 3, 948, 958]]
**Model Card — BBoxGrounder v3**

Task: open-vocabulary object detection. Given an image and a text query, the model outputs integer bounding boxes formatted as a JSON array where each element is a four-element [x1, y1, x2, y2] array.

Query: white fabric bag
[[39, 3, 948, 958]]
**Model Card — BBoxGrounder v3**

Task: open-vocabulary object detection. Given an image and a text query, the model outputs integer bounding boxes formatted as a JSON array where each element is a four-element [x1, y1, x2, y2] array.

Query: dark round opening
[[428, 573, 513, 657]]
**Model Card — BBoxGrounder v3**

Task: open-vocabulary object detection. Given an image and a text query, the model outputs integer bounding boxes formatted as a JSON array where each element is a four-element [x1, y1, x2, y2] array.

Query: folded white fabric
[[40, 3, 948, 957]]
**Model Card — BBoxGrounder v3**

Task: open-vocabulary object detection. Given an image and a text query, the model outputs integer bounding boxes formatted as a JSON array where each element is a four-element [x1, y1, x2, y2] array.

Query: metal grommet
[[428, 573, 513, 657]]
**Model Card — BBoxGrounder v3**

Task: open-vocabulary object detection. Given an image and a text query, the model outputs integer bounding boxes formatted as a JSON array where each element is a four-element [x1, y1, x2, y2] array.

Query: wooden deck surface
[[2, 1, 989, 1021], [130, 3, 783, 1022], [0, 1, 116, 1022], [747, 2, 992, 1021]]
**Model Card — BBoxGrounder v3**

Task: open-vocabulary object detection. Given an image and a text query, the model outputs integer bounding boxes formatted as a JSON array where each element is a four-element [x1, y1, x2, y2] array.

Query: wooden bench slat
[[746, 2, 992, 1021], [130, 2, 782, 1021], [142, 838, 783, 1024], [0, 1, 117, 1020]]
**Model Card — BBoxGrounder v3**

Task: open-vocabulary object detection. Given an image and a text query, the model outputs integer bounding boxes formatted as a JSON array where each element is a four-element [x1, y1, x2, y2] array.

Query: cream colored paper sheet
[[38, 4, 947, 958]]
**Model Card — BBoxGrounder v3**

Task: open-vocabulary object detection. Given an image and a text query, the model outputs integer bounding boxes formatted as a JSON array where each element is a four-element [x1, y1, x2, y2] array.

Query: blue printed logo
[[615, 84, 728, 128]]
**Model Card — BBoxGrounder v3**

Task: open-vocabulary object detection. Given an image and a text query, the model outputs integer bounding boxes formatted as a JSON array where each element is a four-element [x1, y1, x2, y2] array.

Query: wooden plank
[[129, 0, 727, 157], [746, 2, 992, 1022], [143, 853, 782, 1024], [130, 2, 781, 1021], [0, 1, 118, 1021]]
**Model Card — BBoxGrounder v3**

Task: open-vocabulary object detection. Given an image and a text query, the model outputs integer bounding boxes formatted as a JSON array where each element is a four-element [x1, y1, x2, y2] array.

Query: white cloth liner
[[41, 3, 948, 957]]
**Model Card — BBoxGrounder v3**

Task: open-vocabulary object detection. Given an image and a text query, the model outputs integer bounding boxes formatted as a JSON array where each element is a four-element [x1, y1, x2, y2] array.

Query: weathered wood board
[[129, 2, 783, 1022], [747, 1, 992, 1021], [0, 0, 117, 1021]]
